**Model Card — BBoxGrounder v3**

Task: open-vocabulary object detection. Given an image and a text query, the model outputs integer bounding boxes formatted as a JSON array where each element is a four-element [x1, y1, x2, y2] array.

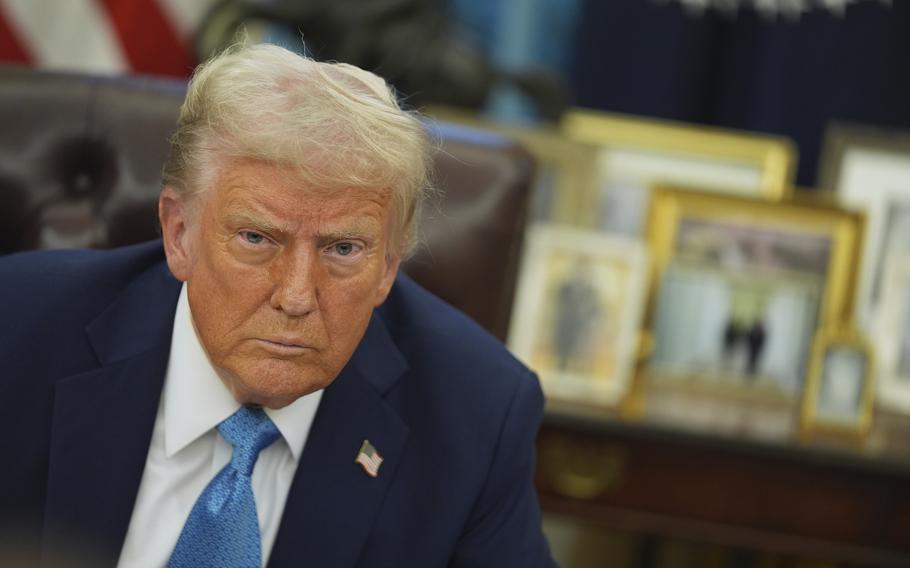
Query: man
[[0, 44, 554, 567]]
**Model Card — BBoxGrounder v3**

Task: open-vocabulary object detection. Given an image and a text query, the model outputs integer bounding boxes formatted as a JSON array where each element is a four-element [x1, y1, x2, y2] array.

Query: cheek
[[189, 252, 273, 339], [321, 273, 383, 340], [207, 238, 274, 293], [374, 261, 397, 305]]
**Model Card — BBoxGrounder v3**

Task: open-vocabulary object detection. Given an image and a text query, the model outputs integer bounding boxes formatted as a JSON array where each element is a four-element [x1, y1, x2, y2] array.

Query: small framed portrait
[[644, 186, 865, 398], [819, 123, 910, 329], [563, 109, 796, 236], [874, 254, 910, 414], [508, 224, 649, 408], [423, 106, 599, 225], [801, 329, 875, 437]]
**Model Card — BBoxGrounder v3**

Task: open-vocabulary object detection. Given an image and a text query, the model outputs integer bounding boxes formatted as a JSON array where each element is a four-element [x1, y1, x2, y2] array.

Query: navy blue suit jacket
[[0, 241, 554, 567]]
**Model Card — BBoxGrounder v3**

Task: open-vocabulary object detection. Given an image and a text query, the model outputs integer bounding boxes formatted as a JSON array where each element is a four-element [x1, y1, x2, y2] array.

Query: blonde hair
[[162, 43, 432, 255]]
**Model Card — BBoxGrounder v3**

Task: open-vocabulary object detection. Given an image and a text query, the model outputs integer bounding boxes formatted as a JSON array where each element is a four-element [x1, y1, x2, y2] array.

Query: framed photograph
[[800, 329, 875, 437], [563, 109, 797, 235], [423, 106, 599, 225], [508, 224, 649, 408], [874, 254, 910, 414], [819, 123, 910, 329], [644, 186, 865, 398]]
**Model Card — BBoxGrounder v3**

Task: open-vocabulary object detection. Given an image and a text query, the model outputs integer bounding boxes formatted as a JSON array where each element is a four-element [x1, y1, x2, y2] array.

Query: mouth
[[255, 338, 316, 355]]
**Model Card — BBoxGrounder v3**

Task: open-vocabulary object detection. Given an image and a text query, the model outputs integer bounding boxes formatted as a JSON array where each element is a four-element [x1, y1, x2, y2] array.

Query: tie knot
[[217, 406, 280, 476]]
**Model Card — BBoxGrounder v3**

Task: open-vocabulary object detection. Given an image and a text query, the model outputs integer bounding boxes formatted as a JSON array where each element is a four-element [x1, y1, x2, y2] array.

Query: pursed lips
[[256, 337, 317, 353]]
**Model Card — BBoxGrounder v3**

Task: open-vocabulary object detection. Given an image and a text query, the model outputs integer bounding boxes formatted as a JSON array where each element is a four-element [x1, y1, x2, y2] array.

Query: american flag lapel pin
[[355, 439, 383, 478]]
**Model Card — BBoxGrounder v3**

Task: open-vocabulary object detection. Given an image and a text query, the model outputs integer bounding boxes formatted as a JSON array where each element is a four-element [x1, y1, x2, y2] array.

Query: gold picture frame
[[422, 105, 599, 225], [563, 109, 797, 234], [508, 224, 649, 410], [643, 186, 865, 399], [800, 328, 876, 439]]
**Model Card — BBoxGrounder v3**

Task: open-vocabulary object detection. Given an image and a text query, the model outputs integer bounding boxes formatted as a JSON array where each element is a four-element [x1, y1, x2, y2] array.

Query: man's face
[[159, 158, 400, 409]]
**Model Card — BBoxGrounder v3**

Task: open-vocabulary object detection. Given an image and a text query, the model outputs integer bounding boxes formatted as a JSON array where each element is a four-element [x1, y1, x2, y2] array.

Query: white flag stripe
[[2, 0, 127, 73], [358, 454, 381, 467], [156, 0, 216, 39]]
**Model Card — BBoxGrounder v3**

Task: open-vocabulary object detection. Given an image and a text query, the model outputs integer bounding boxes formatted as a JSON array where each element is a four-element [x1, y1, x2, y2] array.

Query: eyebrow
[[223, 211, 286, 234], [225, 211, 382, 242], [319, 221, 383, 243]]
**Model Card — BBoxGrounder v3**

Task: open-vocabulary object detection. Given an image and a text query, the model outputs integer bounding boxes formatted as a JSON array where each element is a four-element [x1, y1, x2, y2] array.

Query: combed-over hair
[[162, 43, 432, 255]]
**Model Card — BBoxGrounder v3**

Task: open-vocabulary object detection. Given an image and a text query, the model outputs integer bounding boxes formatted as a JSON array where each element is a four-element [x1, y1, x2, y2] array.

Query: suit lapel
[[43, 259, 181, 566], [268, 313, 410, 568]]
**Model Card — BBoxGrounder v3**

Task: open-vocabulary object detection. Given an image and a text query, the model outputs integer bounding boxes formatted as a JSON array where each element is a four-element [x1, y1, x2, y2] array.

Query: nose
[[269, 247, 319, 317]]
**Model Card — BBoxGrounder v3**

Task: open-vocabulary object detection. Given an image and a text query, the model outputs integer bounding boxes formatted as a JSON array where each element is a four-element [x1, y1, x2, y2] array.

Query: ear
[[158, 187, 198, 282], [373, 254, 402, 307]]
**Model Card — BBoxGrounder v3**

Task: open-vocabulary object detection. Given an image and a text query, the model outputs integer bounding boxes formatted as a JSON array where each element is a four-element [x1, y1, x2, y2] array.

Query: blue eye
[[242, 231, 265, 245], [335, 242, 354, 256]]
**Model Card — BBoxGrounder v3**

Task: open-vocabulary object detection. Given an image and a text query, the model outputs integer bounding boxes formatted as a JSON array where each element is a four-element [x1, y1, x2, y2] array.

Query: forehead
[[205, 159, 393, 231]]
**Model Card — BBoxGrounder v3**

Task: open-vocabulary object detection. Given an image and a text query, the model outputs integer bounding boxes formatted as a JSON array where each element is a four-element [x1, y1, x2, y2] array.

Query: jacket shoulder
[[0, 241, 167, 337], [377, 273, 541, 428], [379, 273, 532, 386]]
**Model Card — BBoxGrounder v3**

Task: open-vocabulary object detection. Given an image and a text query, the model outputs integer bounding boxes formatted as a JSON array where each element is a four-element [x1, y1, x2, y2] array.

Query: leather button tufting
[[44, 136, 118, 202]]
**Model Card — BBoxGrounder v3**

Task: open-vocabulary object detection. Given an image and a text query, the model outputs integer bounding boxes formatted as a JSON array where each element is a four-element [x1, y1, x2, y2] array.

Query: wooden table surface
[[535, 382, 910, 567]]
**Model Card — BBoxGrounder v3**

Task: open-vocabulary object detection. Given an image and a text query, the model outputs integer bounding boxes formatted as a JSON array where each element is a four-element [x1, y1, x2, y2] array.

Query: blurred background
[[4, 0, 910, 566], [4, 0, 906, 185]]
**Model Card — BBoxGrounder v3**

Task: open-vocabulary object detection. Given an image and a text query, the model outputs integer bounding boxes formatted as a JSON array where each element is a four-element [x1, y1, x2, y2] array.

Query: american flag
[[0, 0, 216, 77], [355, 439, 383, 478]]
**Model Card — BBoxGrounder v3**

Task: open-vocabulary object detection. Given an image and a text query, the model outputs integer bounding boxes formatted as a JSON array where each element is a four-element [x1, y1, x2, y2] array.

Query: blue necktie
[[168, 406, 280, 568]]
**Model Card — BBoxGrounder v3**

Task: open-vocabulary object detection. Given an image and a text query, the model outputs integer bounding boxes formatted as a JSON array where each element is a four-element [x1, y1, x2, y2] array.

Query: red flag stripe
[[96, 0, 194, 77], [0, 2, 31, 64]]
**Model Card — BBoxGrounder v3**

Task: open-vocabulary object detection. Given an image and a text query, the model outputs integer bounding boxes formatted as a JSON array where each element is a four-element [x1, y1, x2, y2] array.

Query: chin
[[229, 359, 334, 408]]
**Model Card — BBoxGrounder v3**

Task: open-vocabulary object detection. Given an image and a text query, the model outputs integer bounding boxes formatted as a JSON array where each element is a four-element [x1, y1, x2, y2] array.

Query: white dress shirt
[[117, 284, 323, 568]]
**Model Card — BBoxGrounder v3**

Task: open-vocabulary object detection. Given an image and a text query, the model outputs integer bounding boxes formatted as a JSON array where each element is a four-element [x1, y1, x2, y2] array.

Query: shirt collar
[[163, 284, 322, 460]]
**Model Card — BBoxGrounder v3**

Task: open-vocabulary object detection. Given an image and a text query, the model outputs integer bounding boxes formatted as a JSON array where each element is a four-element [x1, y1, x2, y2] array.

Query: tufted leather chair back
[[0, 66, 533, 340]]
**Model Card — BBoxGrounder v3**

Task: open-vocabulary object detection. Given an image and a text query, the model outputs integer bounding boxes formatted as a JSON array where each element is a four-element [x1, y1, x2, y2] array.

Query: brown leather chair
[[0, 65, 533, 340]]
